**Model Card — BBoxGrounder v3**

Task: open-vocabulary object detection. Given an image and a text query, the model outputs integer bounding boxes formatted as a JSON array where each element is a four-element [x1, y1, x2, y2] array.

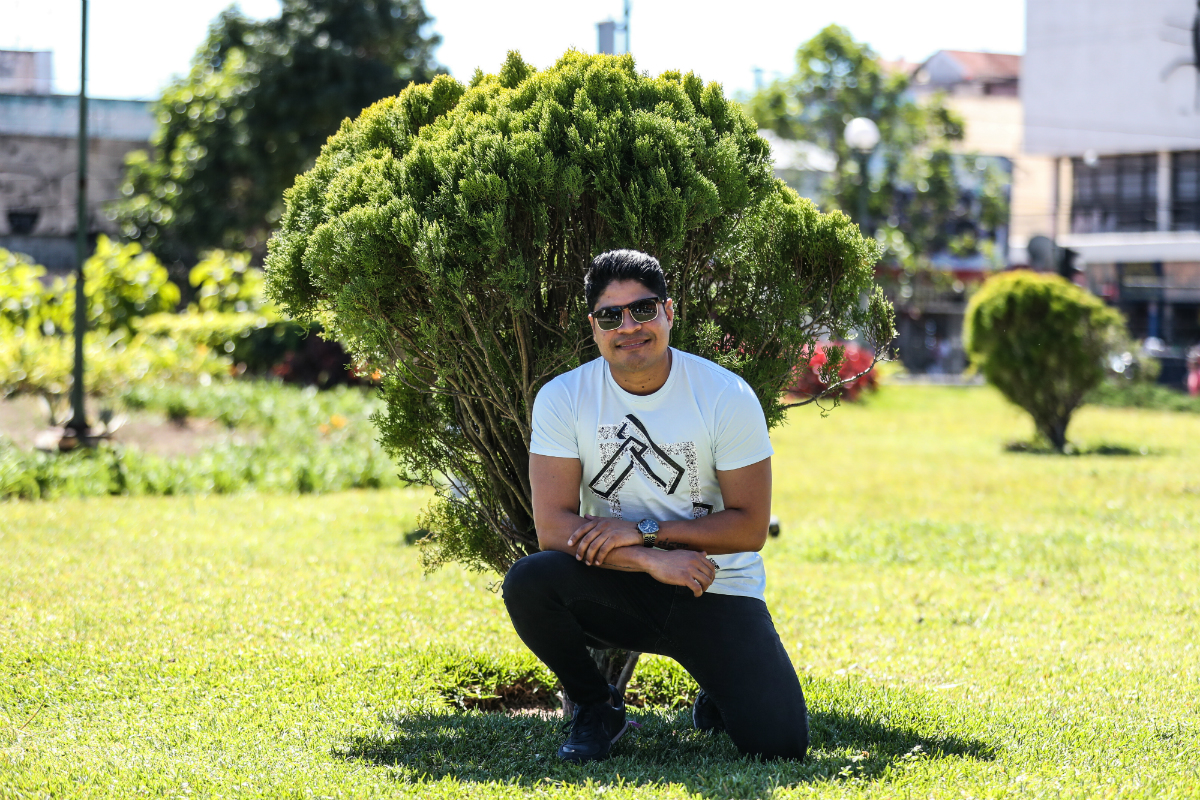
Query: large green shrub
[[964, 270, 1125, 451], [265, 51, 895, 573]]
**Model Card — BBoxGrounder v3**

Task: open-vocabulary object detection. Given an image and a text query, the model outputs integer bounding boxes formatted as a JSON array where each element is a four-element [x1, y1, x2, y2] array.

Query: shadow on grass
[[337, 703, 995, 798], [1003, 440, 1153, 456]]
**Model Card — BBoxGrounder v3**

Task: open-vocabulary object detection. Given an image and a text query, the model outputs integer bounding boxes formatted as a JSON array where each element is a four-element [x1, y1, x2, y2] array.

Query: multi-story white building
[[1023, 0, 1200, 376]]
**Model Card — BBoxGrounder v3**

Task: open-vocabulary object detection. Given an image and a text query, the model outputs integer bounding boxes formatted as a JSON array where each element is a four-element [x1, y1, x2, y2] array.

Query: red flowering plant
[[788, 341, 878, 402]]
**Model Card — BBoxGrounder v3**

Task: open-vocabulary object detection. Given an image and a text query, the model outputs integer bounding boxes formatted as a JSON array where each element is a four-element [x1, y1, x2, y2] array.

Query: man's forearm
[[537, 510, 652, 572], [591, 544, 653, 572], [652, 508, 768, 555]]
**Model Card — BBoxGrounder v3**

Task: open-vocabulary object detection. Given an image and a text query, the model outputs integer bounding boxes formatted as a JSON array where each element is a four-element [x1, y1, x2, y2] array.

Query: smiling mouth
[[615, 338, 651, 349]]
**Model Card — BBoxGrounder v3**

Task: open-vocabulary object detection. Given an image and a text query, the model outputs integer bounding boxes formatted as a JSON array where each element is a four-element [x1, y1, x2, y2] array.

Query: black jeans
[[502, 550, 808, 760]]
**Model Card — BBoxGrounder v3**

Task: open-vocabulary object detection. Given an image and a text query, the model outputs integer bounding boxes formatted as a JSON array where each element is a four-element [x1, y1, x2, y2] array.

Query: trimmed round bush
[[265, 51, 895, 573], [964, 270, 1125, 451]]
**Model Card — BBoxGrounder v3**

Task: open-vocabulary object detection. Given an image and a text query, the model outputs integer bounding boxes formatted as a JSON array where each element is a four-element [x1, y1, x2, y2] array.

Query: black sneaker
[[558, 685, 630, 763], [692, 689, 725, 733]]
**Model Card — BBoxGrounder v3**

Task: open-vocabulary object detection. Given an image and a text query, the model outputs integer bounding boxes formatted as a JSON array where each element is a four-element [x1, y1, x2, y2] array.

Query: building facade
[[0, 51, 155, 273], [1023, 0, 1200, 382]]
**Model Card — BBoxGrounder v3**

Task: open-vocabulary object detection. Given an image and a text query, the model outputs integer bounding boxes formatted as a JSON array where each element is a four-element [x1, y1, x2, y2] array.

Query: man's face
[[589, 279, 674, 373]]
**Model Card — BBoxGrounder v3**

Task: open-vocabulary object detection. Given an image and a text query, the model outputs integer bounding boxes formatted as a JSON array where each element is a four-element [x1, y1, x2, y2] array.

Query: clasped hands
[[566, 515, 716, 597]]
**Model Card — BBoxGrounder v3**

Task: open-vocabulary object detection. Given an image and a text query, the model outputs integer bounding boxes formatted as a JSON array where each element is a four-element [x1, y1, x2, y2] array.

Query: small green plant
[[964, 270, 1125, 452], [1, 239, 212, 422], [1088, 380, 1200, 414], [3, 237, 180, 339], [136, 251, 331, 380], [0, 383, 400, 499], [0, 328, 231, 425]]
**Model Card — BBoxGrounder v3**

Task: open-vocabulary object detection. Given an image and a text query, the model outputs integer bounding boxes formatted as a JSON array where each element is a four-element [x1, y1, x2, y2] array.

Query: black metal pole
[[857, 151, 870, 234], [67, 0, 89, 435]]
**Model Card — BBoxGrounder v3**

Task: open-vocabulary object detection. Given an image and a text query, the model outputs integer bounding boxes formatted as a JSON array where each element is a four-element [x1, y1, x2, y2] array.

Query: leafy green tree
[[964, 270, 1125, 452], [266, 51, 895, 575], [116, 0, 442, 271], [1, 241, 218, 424], [1, 238, 178, 338], [747, 25, 1009, 266], [189, 250, 270, 314], [83, 237, 181, 334], [0, 249, 72, 336]]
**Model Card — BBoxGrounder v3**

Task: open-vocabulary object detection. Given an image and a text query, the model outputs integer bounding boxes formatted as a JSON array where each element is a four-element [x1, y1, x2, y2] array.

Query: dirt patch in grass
[[449, 680, 562, 713], [0, 395, 245, 457]]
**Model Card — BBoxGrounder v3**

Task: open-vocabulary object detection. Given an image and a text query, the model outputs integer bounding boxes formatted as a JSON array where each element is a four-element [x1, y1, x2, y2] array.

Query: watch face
[[638, 519, 658, 534]]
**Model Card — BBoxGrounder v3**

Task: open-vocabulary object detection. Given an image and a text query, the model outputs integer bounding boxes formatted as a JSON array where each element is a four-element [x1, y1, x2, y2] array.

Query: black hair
[[584, 250, 668, 311]]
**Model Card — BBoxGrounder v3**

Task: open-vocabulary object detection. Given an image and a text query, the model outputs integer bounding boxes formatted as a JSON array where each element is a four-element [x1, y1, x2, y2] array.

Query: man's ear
[[664, 298, 675, 328]]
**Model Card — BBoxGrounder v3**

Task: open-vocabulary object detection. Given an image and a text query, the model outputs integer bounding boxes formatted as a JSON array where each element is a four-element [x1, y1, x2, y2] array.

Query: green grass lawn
[[2, 385, 1198, 798]]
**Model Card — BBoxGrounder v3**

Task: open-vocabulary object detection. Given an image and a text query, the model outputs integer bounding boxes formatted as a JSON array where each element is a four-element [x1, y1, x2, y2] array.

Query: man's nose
[[616, 309, 642, 332]]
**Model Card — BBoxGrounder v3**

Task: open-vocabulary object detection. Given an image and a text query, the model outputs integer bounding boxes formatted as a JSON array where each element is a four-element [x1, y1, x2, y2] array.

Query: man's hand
[[644, 550, 717, 597], [567, 515, 642, 566]]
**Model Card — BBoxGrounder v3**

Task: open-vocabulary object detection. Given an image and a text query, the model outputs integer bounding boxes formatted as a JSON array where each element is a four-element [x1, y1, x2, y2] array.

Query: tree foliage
[[1, 238, 178, 338], [746, 25, 1009, 267], [0, 240, 228, 422], [265, 51, 895, 574], [963, 270, 1125, 451], [116, 0, 442, 268], [0, 249, 72, 336], [84, 237, 181, 334]]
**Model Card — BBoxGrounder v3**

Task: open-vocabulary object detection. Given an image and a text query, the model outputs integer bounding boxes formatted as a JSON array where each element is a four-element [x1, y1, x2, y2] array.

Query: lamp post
[[66, 0, 91, 442], [843, 117, 880, 233]]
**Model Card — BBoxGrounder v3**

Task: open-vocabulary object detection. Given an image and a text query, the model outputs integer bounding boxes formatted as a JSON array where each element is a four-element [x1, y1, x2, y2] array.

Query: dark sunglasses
[[591, 297, 664, 331]]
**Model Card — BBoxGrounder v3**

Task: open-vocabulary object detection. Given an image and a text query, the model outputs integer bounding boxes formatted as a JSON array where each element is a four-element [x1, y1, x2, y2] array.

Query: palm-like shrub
[[265, 51, 895, 573], [964, 270, 1125, 451]]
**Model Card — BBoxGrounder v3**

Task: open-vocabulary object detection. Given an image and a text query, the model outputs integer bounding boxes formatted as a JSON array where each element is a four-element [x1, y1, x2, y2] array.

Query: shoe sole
[[558, 719, 636, 764]]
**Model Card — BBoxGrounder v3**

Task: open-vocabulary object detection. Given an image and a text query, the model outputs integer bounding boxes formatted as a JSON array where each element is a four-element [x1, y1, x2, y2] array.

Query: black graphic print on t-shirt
[[588, 414, 712, 519]]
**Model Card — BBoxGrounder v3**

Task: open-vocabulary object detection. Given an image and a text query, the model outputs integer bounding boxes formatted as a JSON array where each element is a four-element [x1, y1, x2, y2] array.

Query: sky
[[2, 0, 1026, 101]]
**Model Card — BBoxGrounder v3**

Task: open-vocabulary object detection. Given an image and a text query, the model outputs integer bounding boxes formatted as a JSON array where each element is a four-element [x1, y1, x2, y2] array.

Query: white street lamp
[[843, 117, 880, 152]]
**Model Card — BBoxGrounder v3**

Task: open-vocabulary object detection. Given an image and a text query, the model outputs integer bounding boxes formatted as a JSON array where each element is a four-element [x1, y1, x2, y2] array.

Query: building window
[[1173, 151, 1200, 232], [1071, 154, 1157, 233]]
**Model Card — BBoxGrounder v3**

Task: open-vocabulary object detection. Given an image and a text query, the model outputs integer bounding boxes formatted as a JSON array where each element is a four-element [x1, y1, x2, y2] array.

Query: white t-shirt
[[530, 347, 773, 600]]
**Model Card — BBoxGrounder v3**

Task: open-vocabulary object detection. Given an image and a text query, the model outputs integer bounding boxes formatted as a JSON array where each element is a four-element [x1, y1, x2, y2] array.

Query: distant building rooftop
[[913, 50, 1022, 96], [0, 93, 155, 141], [878, 57, 919, 78]]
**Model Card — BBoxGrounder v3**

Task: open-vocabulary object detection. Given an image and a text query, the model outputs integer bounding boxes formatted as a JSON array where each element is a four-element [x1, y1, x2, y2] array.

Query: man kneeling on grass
[[503, 249, 808, 763]]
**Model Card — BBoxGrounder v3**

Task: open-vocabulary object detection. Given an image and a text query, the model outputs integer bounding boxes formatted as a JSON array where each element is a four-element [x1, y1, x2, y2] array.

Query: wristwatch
[[637, 518, 659, 548]]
